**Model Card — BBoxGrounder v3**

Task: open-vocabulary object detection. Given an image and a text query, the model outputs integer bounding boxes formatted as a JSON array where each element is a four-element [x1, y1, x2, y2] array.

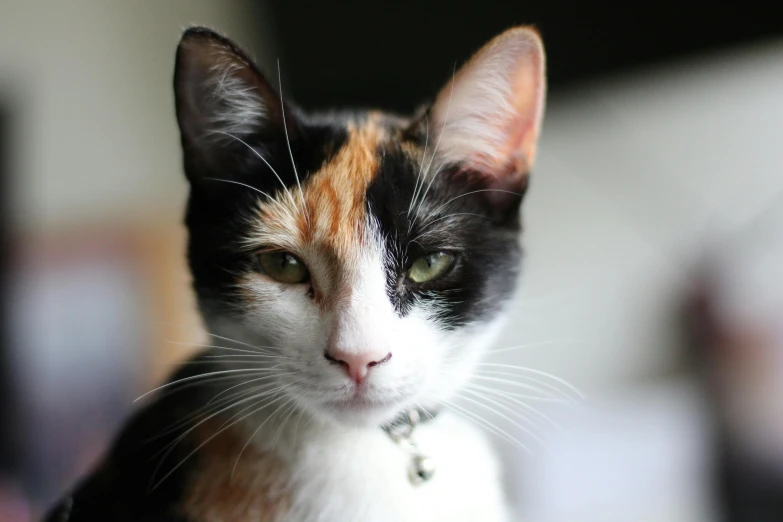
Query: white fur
[[202, 211, 513, 521], [202, 56, 267, 142], [236, 409, 510, 522], [233, 214, 501, 426]]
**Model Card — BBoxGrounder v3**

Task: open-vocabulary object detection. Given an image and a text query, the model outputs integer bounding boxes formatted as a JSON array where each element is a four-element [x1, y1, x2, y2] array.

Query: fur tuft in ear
[[174, 27, 293, 178], [430, 27, 546, 189]]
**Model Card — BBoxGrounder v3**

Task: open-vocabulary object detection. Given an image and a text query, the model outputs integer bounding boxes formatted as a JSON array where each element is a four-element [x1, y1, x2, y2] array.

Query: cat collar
[[382, 408, 438, 486]]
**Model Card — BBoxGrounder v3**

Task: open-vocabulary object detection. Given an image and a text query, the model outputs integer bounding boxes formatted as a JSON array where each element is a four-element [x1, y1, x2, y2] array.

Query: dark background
[[270, 1, 781, 111]]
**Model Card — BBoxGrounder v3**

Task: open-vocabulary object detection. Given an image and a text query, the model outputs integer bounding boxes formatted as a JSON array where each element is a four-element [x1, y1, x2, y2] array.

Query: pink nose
[[325, 349, 392, 383]]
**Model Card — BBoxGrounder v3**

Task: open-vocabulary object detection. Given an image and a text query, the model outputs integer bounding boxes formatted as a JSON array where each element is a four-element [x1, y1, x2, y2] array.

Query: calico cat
[[46, 24, 546, 522]]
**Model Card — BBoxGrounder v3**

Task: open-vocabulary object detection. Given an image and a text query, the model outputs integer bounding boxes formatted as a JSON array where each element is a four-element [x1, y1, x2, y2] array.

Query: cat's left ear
[[174, 27, 297, 181], [427, 27, 545, 206]]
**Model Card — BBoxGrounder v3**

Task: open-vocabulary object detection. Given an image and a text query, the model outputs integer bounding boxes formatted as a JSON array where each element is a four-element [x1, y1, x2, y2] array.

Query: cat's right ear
[[410, 27, 545, 219], [174, 27, 295, 182]]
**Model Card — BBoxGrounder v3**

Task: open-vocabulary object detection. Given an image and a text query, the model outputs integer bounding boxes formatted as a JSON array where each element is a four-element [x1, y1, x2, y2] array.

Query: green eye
[[258, 251, 310, 284], [407, 252, 455, 283]]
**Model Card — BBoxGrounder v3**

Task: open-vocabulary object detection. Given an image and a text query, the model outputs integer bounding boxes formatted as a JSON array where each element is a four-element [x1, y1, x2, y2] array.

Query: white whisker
[[204, 330, 283, 352], [202, 177, 292, 221], [469, 374, 577, 403], [484, 339, 584, 355], [291, 408, 306, 448], [411, 64, 456, 224], [456, 390, 546, 445], [407, 113, 430, 221], [211, 131, 298, 219], [408, 212, 488, 244], [430, 189, 523, 217], [151, 379, 286, 440], [158, 322, 282, 353], [474, 363, 584, 399], [231, 393, 297, 480], [464, 382, 571, 405], [271, 399, 299, 447], [166, 340, 288, 356], [437, 398, 530, 452], [413, 159, 447, 220], [277, 59, 309, 224], [208, 373, 294, 405], [199, 353, 292, 361], [461, 384, 563, 432], [135, 368, 279, 403], [150, 385, 292, 489]]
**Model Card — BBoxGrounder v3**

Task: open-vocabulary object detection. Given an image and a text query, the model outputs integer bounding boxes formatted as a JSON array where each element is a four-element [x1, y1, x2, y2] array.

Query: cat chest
[[175, 415, 505, 522], [179, 420, 292, 522]]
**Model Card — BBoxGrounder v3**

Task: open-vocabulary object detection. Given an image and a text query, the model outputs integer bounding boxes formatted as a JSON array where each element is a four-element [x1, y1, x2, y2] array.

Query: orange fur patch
[[181, 420, 291, 521], [299, 119, 384, 254], [248, 118, 387, 308]]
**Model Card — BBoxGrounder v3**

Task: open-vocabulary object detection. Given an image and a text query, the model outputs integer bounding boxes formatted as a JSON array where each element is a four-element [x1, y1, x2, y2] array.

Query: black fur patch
[[366, 138, 523, 328], [184, 112, 349, 317], [43, 362, 218, 522]]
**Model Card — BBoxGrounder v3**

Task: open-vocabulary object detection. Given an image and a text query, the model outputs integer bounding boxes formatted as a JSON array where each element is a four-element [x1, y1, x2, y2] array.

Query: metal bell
[[409, 454, 436, 485]]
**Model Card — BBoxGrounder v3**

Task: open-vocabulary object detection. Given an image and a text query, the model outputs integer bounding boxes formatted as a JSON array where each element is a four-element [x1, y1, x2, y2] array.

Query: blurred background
[[1, 1, 781, 521]]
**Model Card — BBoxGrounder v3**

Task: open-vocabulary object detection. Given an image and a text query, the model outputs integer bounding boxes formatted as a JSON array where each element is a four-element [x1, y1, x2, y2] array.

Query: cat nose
[[324, 349, 392, 383]]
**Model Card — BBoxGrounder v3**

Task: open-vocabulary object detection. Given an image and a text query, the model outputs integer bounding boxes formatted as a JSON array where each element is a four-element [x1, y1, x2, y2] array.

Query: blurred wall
[[501, 39, 783, 393], [497, 40, 783, 522], [0, 0, 275, 233]]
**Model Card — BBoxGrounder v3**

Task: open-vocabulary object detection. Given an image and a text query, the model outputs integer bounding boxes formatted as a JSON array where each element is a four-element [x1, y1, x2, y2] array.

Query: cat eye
[[407, 252, 455, 284], [257, 251, 310, 284]]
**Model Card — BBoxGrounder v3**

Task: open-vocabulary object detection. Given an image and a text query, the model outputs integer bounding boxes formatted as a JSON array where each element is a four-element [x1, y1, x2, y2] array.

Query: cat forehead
[[247, 113, 420, 258], [241, 113, 424, 310]]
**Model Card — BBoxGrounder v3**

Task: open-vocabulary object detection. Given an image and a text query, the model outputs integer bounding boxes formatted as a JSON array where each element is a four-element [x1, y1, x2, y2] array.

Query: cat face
[[174, 27, 546, 427]]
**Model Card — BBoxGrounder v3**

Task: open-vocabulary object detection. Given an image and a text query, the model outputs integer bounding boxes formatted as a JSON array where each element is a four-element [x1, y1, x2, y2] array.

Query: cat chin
[[310, 400, 406, 428]]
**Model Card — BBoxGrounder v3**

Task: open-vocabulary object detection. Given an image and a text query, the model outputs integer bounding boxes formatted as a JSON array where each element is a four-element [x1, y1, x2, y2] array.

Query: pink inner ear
[[479, 47, 544, 176], [508, 49, 544, 168], [430, 27, 546, 181]]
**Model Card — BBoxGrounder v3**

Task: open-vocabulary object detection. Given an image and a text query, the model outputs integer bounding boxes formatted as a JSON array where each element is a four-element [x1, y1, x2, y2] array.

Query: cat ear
[[429, 27, 546, 202], [174, 27, 295, 179]]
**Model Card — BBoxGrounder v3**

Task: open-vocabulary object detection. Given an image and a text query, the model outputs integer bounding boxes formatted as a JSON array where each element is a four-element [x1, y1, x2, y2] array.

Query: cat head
[[174, 26, 546, 427]]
